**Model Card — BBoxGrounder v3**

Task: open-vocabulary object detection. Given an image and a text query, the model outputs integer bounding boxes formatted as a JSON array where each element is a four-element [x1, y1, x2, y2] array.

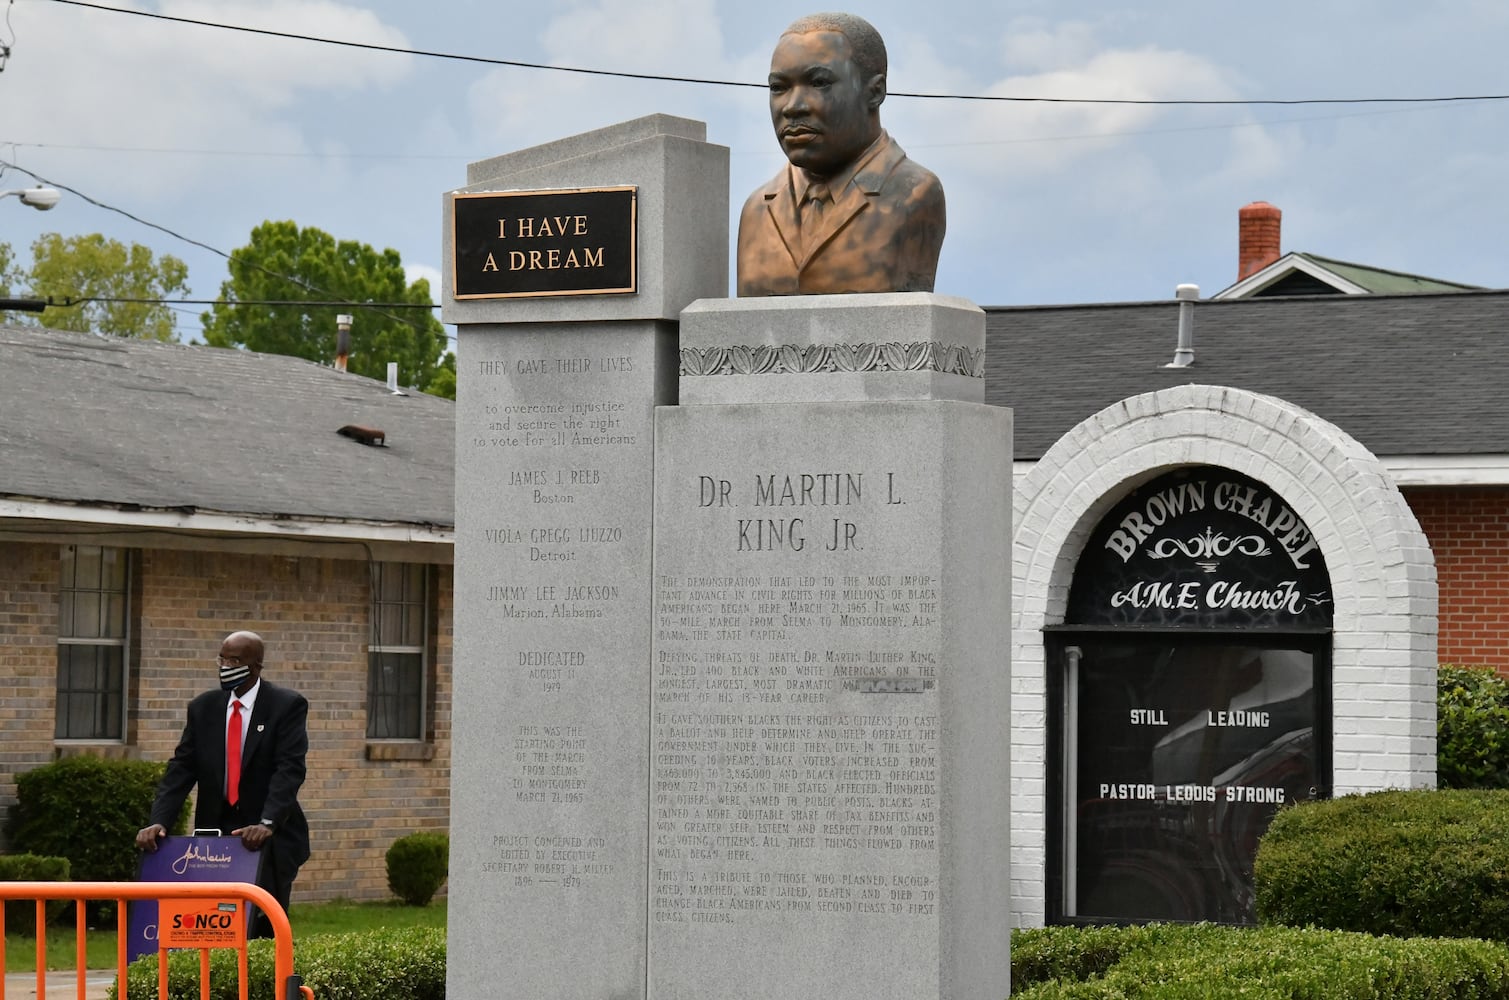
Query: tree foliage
[[0, 239, 17, 298], [201, 220, 447, 391], [10, 233, 188, 339], [426, 351, 457, 400], [1438, 663, 1509, 788]]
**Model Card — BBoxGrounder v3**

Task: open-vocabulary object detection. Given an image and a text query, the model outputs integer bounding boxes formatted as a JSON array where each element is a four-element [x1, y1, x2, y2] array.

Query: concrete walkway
[[4, 969, 117, 1000]]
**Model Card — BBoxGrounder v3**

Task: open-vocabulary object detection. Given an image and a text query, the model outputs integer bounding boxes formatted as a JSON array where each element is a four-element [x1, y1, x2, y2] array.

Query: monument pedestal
[[445, 116, 727, 1000], [446, 115, 1010, 1000], [648, 294, 1012, 1000]]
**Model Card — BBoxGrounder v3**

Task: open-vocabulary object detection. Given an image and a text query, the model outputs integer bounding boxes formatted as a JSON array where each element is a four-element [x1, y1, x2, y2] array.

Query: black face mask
[[218, 661, 252, 691]]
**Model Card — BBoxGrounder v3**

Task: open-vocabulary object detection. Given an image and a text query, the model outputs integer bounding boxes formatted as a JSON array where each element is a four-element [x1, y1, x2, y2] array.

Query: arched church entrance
[[1047, 467, 1332, 923], [1010, 385, 1437, 928]]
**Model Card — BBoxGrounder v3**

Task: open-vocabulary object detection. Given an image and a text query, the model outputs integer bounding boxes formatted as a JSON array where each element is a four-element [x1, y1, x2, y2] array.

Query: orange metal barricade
[[0, 881, 313, 1000]]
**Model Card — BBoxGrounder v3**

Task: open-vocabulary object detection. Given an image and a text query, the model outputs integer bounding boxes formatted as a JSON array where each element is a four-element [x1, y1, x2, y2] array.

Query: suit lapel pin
[[257, 725, 265, 732]]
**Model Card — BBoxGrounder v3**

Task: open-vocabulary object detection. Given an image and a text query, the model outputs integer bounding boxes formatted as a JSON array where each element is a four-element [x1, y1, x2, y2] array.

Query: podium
[[128, 835, 263, 960]]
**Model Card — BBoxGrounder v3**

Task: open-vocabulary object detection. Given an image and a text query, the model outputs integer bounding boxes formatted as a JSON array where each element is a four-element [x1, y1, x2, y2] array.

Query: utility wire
[[0, 0, 16, 73], [3, 139, 464, 161], [2, 159, 233, 261], [39, 0, 1509, 108], [55, 296, 437, 309], [0, 100, 1468, 164], [0, 158, 451, 340]]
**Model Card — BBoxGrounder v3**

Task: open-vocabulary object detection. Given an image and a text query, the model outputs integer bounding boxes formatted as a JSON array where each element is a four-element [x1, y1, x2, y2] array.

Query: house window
[[368, 562, 428, 740], [56, 545, 130, 741]]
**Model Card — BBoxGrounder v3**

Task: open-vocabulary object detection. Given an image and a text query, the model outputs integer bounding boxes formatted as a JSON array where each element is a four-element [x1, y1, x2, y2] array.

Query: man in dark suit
[[737, 12, 946, 296], [136, 630, 309, 938]]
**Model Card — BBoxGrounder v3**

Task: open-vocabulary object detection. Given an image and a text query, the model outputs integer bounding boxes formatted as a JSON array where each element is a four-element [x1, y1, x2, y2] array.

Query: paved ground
[[4, 969, 117, 1000]]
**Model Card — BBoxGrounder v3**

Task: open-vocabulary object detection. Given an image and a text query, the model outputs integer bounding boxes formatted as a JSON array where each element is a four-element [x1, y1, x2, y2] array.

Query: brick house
[[0, 325, 454, 902]]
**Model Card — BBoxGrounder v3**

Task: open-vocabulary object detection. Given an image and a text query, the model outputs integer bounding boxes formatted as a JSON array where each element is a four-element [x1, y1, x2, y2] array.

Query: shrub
[[1010, 923, 1141, 987], [385, 832, 448, 907], [113, 921, 1509, 1000], [1439, 664, 1509, 789], [1011, 922, 1509, 999], [5, 756, 188, 886], [113, 926, 447, 1000], [1254, 788, 1509, 939], [0, 853, 71, 935]]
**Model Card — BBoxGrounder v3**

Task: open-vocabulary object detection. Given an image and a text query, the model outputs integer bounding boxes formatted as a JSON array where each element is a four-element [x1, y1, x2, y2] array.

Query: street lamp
[[0, 185, 62, 314], [0, 186, 62, 211]]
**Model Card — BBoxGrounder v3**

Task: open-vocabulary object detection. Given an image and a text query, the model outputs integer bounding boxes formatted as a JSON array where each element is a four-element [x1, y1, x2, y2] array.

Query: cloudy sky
[[2, 0, 1506, 343]]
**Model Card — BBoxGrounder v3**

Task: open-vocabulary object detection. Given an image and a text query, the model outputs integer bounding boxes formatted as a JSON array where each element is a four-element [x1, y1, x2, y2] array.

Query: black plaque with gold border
[[452, 185, 637, 299]]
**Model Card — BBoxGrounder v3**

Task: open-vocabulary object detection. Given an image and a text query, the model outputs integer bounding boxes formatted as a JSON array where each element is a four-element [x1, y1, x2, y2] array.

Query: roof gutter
[[0, 497, 454, 547], [1012, 455, 1509, 487]]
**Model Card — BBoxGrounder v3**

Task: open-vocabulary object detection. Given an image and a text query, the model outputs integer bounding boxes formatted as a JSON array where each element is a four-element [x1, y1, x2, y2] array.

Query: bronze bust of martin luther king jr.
[[736, 12, 945, 297]]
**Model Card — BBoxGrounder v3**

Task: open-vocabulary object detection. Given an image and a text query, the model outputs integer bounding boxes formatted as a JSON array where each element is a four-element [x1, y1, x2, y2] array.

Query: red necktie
[[227, 700, 243, 806]]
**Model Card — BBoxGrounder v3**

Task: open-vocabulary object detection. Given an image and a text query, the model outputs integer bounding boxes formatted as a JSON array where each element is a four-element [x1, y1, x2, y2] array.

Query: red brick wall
[[1404, 486, 1509, 671], [0, 541, 452, 906]]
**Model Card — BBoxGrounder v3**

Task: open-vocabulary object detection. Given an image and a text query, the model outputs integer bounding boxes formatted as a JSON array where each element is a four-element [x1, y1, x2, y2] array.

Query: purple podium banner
[[128, 835, 262, 961]]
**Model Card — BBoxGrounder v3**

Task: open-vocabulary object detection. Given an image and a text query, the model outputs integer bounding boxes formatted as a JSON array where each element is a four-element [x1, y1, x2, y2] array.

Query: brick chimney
[[1238, 201, 1282, 281]]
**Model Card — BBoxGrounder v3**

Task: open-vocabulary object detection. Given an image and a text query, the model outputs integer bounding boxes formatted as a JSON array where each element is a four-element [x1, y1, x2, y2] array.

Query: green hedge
[[5, 756, 189, 885], [1439, 664, 1509, 789], [1254, 788, 1509, 939], [1012, 922, 1509, 999], [0, 853, 71, 935], [110, 920, 1509, 1000], [113, 926, 447, 1000]]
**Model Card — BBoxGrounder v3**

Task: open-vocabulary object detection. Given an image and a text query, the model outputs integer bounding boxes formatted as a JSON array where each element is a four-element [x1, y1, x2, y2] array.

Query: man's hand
[[135, 824, 167, 851], [232, 824, 273, 851]]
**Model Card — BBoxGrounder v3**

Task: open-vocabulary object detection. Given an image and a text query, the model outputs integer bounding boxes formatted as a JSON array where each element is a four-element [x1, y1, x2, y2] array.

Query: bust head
[[736, 11, 945, 296], [767, 12, 887, 178]]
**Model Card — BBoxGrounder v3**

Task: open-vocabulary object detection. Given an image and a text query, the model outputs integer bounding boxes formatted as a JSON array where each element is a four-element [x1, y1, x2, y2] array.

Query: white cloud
[[540, 0, 724, 73], [465, 0, 744, 154], [6, 0, 416, 199], [405, 262, 442, 296], [998, 18, 1102, 73], [164, 0, 414, 100]]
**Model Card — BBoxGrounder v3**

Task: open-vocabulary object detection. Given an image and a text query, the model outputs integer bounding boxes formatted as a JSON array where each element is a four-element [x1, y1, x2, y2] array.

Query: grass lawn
[[3, 898, 448, 974]]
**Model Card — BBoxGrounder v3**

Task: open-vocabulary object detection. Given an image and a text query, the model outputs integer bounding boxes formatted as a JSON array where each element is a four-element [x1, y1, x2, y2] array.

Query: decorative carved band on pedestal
[[679, 341, 986, 378]]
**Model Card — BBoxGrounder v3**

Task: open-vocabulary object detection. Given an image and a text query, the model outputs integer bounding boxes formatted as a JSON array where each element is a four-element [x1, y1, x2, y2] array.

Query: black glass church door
[[1047, 467, 1333, 925]]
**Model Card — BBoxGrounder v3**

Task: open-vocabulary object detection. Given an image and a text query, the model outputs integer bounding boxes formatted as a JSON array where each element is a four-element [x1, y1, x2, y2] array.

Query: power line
[[0, 158, 454, 341], [54, 297, 437, 309], [3, 159, 230, 261], [40, 0, 1509, 108], [0, 99, 1467, 165], [2, 139, 464, 161]]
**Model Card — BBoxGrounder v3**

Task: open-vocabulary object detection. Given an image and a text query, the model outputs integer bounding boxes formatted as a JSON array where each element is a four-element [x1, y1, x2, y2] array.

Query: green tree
[[0, 239, 17, 298], [202, 220, 446, 389], [21, 232, 189, 340], [425, 350, 457, 399]]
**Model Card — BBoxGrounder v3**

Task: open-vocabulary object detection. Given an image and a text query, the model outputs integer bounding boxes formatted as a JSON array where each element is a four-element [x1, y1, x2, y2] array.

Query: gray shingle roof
[[983, 289, 1509, 461], [0, 326, 455, 527], [11, 288, 1507, 522]]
